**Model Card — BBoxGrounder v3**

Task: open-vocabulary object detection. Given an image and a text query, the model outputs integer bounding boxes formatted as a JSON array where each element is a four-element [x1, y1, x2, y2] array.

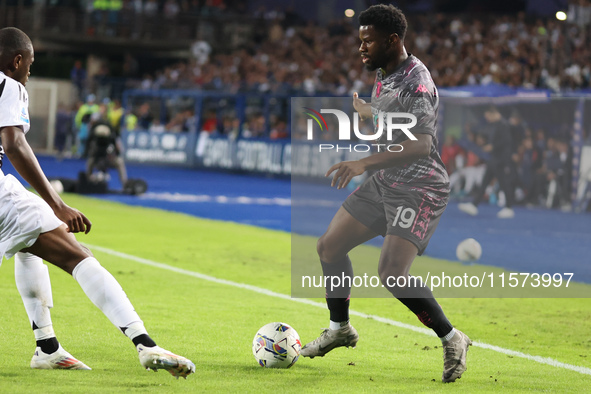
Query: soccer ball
[[456, 238, 482, 261], [49, 180, 64, 194], [252, 322, 301, 368]]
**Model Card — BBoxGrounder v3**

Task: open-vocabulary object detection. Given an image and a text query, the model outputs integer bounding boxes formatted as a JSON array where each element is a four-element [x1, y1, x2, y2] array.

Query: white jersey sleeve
[[0, 72, 30, 134]]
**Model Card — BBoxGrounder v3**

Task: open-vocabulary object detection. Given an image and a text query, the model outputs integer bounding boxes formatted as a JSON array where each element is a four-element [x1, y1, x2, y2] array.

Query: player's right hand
[[353, 92, 367, 120], [326, 160, 366, 189], [54, 204, 93, 234]]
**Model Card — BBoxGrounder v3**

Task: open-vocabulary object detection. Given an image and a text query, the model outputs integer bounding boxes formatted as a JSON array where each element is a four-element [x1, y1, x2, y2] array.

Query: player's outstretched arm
[[0, 126, 92, 234], [353, 92, 372, 121], [326, 133, 431, 189]]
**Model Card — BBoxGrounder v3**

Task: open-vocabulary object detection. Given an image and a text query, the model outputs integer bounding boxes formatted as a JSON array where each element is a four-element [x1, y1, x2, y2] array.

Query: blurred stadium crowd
[[2, 0, 590, 211], [132, 5, 591, 94], [5, 0, 589, 96]]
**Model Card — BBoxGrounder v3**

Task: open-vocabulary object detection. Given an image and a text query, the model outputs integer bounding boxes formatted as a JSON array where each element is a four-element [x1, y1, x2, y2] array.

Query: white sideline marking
[[139, 192, 291, 206], [86, 243, 591, 377], [138, 192, 341, 208]]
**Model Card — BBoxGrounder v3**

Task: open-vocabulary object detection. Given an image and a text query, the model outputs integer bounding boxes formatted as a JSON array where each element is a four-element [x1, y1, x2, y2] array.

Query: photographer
[[85, 104, 128, 188]]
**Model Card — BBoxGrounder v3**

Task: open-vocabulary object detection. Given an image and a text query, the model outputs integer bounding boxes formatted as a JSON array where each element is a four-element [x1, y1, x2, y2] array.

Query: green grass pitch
[[0, 194, 590, 392]]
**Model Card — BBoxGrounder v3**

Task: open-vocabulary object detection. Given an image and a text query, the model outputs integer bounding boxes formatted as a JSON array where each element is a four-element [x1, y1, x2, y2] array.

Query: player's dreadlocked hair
[[0, 27, 32, 67], [359, 4, 407, 41]]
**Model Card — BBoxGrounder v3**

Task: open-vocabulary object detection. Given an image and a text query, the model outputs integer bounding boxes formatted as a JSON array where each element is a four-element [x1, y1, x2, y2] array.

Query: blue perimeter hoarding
[[124, 131, 291, 175]]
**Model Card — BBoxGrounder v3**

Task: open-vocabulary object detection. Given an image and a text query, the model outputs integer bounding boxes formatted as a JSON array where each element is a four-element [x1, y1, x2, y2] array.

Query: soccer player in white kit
[[0, 27, 195, 378]]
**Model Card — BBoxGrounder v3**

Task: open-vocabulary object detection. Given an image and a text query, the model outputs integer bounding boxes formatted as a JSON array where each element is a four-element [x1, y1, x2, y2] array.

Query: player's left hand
[[54, 204, 93, 234], [326, 160, 366, 189]]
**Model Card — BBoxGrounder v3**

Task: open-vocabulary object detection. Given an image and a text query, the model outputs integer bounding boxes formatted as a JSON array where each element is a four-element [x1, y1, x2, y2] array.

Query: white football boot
[[300, 324, 359, 358], [137, 344, 195, 379], [30, 345, 91, 370], [442, 330, 472, 382]]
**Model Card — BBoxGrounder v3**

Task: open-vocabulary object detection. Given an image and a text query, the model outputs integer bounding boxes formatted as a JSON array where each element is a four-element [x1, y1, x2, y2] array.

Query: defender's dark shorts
[[342, 174, 449, 255]]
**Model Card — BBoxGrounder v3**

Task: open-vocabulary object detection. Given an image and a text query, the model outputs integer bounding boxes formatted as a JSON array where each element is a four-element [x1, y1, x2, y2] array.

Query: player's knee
[[316, 236, 329, 261], [79, 243, 94, 257], [317, 235, 343, 263], [62, 246, 93, 275]]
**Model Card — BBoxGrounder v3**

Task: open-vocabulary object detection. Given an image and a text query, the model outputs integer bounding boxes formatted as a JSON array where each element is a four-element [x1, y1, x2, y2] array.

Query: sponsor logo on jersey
[[415, 84, 428, 93], [20, 107, 29, 123]]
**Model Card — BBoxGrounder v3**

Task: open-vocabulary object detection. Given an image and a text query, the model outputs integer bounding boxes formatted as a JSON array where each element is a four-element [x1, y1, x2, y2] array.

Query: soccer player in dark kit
[[300, 5, 472, 382]]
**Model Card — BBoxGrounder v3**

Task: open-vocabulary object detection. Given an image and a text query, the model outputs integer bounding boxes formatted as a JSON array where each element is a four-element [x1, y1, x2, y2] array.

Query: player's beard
[[362, 54, 384, 72]]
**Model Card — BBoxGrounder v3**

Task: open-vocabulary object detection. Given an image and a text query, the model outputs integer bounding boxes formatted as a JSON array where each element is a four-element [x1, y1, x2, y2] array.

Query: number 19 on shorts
[[392, 206, 416, 228]]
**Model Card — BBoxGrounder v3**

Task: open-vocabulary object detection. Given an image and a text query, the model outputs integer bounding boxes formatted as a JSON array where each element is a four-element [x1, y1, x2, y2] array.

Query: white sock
[[441, 328, 456, 343], [329, 320, 348, 330], [15, 252, 55, 339], [124, 322, 149, 343], [33, 325, 56, 342], [72, 257, 145, 336]]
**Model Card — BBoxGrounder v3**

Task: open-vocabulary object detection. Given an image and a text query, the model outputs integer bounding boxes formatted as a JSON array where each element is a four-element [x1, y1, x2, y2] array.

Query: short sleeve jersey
[[0, 71, 31, 168], [371, 55, 449, 188]]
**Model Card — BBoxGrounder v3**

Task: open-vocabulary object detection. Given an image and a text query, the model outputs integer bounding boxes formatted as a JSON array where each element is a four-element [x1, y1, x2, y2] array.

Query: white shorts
[[0, 171, 63, 262]]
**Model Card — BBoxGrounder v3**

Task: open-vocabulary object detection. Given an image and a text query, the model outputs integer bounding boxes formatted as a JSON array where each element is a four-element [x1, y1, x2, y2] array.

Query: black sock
[[37, 337, 59, 354], [386, 280, 453, 337], [131, 334, 157, 348], [321, 257, 353, 323]]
